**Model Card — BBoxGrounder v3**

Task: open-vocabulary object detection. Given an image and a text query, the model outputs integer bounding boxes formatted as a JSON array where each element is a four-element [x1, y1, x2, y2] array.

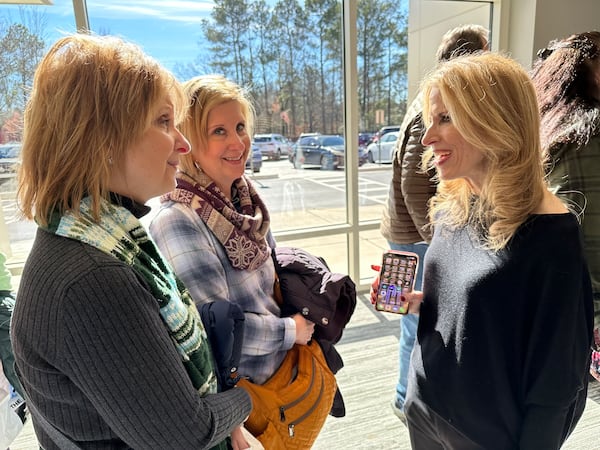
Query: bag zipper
[[279, 357, 316, 422], [288, 371, 325, 437], [278, 356, 326, 438]]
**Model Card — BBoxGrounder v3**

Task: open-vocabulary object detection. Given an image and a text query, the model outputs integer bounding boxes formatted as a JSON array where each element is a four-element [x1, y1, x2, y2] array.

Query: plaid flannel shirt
[[149, 201, 296, 385]]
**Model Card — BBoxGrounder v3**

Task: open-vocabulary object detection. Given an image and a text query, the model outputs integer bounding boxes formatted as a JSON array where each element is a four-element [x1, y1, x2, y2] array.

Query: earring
[[108, 156, 113, 165], [194, 160, 201, 170]]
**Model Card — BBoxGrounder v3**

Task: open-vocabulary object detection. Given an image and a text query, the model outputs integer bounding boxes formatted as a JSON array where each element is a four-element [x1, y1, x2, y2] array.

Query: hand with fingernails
[[230, 426, 250, 450], [369, 264, 424, 314], [293, 313, 315, 345]]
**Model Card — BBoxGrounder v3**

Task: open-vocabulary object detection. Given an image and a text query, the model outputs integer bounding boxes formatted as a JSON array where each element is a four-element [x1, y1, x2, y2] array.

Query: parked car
[[289, 133, 319, 166], [366, 131, 398, 163], [298, 132, 320, 140], [245, 143, 262, 173], [290, 135, 367, 170], [0, 143, 20, 174], [252, 133, 292, 160], [358, 146, 369, 166], [358, 132, 374, 148], [371, 125, 401, 144]]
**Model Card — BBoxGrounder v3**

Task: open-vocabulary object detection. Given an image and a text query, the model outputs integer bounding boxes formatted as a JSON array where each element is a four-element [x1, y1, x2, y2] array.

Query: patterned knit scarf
[[44, 197, 217, 396], [162, 170, 271, 271]]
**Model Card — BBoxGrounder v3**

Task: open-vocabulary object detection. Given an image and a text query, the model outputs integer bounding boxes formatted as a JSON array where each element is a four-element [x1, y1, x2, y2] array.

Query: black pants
[[0, 292, 24, 398], [405, 399, 485, 450]]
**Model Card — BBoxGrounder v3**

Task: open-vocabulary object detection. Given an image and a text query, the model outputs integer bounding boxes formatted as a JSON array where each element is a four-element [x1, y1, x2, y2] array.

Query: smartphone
[[375, 250, 419, 314]]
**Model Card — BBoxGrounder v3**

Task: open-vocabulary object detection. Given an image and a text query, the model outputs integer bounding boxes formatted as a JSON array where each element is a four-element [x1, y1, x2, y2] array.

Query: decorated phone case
[[375, 250, 419, 314]]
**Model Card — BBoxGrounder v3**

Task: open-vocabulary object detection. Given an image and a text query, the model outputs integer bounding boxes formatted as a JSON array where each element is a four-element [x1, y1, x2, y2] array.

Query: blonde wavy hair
[[421, 52, 547, 251], [18, 33, 187, 226], [179, 75, 255, 176]]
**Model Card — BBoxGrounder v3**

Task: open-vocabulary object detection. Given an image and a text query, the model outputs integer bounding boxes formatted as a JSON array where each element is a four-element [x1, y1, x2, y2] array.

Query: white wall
[[407, 0, 491, 102], [530, 0, 600, 66], [407, 0, 600, 100]]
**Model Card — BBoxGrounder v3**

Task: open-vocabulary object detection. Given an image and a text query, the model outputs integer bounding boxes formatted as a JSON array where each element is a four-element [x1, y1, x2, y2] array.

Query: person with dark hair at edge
[[531, 30, 600, 382]]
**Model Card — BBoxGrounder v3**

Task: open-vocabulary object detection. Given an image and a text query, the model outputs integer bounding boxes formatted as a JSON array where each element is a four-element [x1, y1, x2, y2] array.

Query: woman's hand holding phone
[[402, 290, 423, 315], [369, 258, 423, 314]]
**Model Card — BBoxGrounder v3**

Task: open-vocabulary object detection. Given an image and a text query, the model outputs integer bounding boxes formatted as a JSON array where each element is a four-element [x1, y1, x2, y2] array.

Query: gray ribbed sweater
[[11, 228, 251, 449]]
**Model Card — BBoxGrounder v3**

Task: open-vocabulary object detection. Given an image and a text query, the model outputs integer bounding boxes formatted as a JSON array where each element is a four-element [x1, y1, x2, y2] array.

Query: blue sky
[[84, 0, 214, 69], [0, 0, 217, 71]]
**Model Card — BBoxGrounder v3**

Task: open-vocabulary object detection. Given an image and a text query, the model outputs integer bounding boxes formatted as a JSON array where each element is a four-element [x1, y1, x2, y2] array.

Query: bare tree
[[0, 23, 44, 120], [0, 7, 46, 141], [179, 0, 407, 137], [272, 0, 307, 136], [203, 0, 252, 85], [249, 0, 277, 129]]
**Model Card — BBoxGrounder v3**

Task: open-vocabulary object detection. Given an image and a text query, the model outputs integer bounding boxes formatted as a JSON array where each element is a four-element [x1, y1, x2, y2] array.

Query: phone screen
[[375, 250, 419, 314]]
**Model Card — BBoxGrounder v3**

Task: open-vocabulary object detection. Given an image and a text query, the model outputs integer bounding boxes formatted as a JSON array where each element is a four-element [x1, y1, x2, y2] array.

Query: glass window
[[0, 0, 409, 289]]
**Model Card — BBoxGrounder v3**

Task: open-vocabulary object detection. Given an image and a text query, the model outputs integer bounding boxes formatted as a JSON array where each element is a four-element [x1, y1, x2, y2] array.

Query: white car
[[366, 131, 398, 163], [252, 133, 292, 160]]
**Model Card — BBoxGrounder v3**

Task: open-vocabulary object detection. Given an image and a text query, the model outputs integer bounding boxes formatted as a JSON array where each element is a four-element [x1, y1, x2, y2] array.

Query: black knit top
[[408, 213, 593, 449]]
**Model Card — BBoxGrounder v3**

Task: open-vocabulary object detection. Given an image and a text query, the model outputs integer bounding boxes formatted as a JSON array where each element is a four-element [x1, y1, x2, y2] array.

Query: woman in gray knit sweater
[[11, 34, 251, 450]]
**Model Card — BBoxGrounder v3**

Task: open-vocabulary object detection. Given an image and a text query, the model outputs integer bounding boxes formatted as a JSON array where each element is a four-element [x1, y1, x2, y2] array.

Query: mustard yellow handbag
[[237, 341, 336, 450]]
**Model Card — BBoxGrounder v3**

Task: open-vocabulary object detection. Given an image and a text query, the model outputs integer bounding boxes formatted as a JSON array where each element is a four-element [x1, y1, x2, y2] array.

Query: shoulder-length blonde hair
[[18, 33, 186, 226], [179, 75, 255, 176], [422, 52, 547, 251]]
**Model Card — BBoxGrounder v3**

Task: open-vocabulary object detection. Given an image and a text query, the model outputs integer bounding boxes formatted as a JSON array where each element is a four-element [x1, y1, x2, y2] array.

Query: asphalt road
[[246, 158, 393, 213], [0, 158, 394, 244]]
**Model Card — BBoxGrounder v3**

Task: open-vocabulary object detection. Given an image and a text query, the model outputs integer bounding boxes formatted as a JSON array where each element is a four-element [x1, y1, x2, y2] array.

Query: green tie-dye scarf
[[44, 196, 217, 395], [44, 197, 229, 449]]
